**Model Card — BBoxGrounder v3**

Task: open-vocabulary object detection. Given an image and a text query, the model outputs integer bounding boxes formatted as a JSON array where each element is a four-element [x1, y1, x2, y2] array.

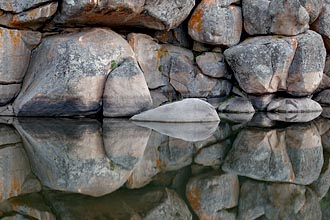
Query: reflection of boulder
[[0, 193, 55, 220], [310, 152, 330, 199], [14, 118, 138, 196], [223, 123, 323, 184], [133, 121, 219, 142], [186, 172, 239, 220], [0, 124, 41, 203], [103, 119, 150, 170], [238, 180, 321, 220], [43, 187, 192, 220]]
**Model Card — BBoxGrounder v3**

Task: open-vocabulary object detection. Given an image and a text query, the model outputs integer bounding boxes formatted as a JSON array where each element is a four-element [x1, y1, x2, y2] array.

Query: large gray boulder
[[314, 89, 330, 105], [52, 0, 195, 30], [243, 0, 322, 36], [267, 98, 323, 112], [103, 58, 152, 117], [311, 0, 330, 51], [186, 172, 239, 220], [287, 30, 326, 96], [131, 98, 220, 122], [224, 36, 297, 94], [13, 28, 134, 116], [218, 97, 255, 113], [0, 27, 41, 106], [188, 0, 242, 46]]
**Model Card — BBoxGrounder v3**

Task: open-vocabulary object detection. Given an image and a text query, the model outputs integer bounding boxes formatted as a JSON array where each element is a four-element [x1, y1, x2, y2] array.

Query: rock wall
[[1, 0, 330, 116]]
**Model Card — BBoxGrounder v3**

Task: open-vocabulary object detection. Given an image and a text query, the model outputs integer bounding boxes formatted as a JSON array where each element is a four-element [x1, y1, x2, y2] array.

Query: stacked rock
[[0, 0, 329, 117]]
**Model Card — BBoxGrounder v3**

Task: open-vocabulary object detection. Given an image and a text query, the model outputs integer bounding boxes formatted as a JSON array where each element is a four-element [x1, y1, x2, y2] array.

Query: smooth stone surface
[[13, 28, 134, 116], [218, 97, 255, 113], [131, 98, 220, 122], [311, 0, 330, 51], [52, 0, 195, 30], [196, 52, 230, 79], [14, 118, 134, 196], [314, 89, 330, 105], [189, 0, 242, 46], [267, 112, 321, 123], [103, 58, 152, 117], [103, 119, 150, 170], [224, 36, 297, 94], [267, 98, 323, 113], [186, 172, 239, 220], [133, 121, 219, 142], [0, 84, 21, 106]]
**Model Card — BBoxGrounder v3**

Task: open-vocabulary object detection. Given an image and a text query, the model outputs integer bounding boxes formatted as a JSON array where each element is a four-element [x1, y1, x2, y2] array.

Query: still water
[[0, 112, 329, 220]]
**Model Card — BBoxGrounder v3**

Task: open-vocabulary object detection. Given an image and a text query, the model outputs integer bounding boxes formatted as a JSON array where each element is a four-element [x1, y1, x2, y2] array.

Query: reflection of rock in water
[[42, 187, 192, 220], [223, 123, 323, 184], [14, 118, 149, 196], [186, 171, 239, 220], [0, 193, 55, 220], [238, 180, 321, 220], [0, 124, 41, 203]]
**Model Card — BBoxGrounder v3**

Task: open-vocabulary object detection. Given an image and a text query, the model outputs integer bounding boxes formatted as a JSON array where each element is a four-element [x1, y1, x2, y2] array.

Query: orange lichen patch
[[9, 30, 22, 48], [156, 31, 172, 42], [186, 186, 201, 213], [154, 146, 162, 169], [9, 175, 21, 198], [189, 8, 204, 33]]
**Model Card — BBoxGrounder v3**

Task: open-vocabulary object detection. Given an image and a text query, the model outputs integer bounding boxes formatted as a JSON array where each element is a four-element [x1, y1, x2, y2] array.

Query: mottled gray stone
[[0, 84, 21, 106], [52, 0, 195, 30], [311, 0, 330, 51], [14, 118, 133, 196], [196, 52, 231, 79], [131, 98, 220, 122], [267, 98, 323, 112], [314, 89, 330, 105], [189, 0, 242, 46], [310, 153, 330, 199], [13, 28, 134, 116], [186, 172, 239, 220], [218, 97, 255, 113], [133, 121, 219, 142], [0, 0, 51, 13], [103, 58, 152, 117], [103, 119, 150, 170], [248, 94, 275, 111], [219, 112, 255, 123], [0, 2, 58, 30], [224, 36, 296, 94], [267, 112, 321, 123], [194, 139, 232, 166], [243, 0, 312, 36], [238, 180, 321, 220], [287, 31, 326, 96]]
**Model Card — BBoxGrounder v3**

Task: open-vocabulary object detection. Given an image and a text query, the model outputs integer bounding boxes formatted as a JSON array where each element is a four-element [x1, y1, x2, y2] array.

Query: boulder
[[196, 52, 231, 79], [186, 172, 239, 220], [314, 89, 330, 105], [0, 2, 58, 30], [0, 27, 41, 106], [188, 0, 242, 46], [52, 0, 195, 30], [224, 36, 297, 94], [13, 28, 134, 116], [131, 98, 220, 122], [267, 98, 323, 112], [103, 58, 152, 117], [311, 0, 330, 51], [287, 30, 326, 96], [0, 0, 51, 13], [243, 0, 317, 36], [218, 97, 255, 113]]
